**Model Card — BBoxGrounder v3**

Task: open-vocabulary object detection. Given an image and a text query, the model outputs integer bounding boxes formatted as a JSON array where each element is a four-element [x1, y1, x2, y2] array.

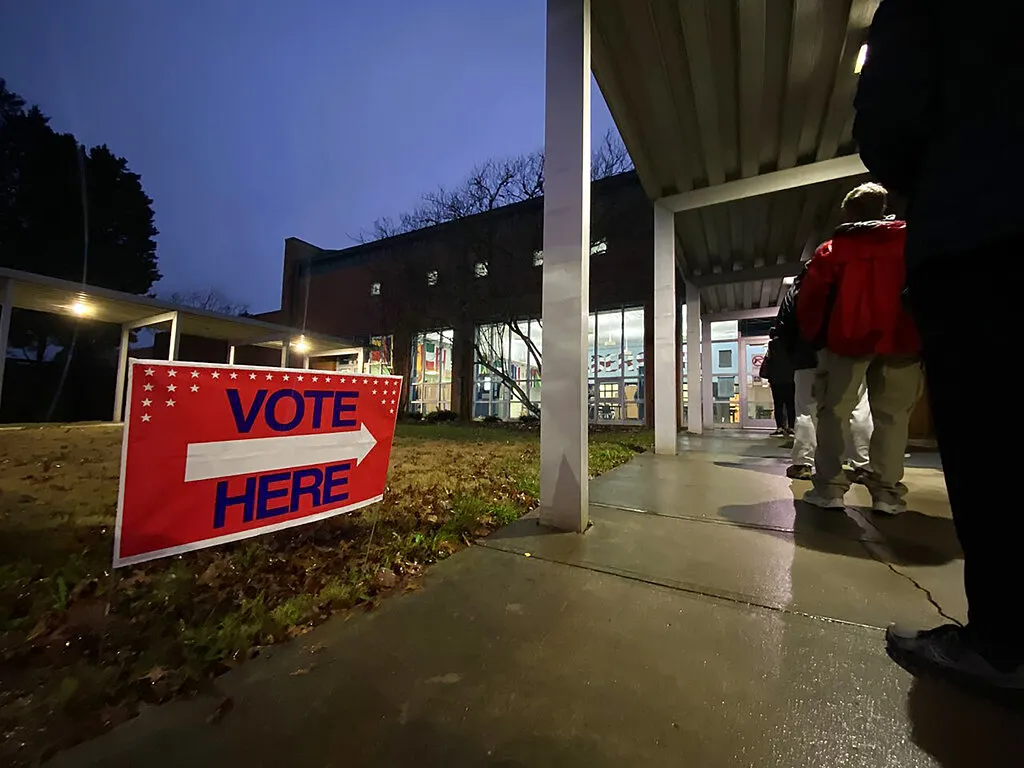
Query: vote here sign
[[113, 360, 402, 567]]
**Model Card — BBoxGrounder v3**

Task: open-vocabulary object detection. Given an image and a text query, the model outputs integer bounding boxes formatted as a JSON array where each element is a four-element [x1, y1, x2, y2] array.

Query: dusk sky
[[0, 0, 618, 312]]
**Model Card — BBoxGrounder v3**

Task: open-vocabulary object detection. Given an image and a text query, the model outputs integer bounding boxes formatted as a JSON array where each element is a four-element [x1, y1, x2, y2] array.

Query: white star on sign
[[191, 370, 200, 378], [211, 371, 220, 379], [229, 372, 238, 379], [340, 377, 346, 383], [297, 375, 304, 382], [167, 384, 177, 392], [265, 373, 273, 380], [381, 398, 386, 405], [165, 399, 176, 407], [190, 384, 199, 393], [144, 367, 155, 376], [167, 369, 177, 378], [389, 409, 394, 414], [143, 383, 154, 392], [323, 376, 331, 383], [141, 413, 151, 422], [372, 389, 377, 395], [283, 374, 290, 381], [391, 399, 396, 405], [142, 398, 152, 407], [249, 373, 257, 380]]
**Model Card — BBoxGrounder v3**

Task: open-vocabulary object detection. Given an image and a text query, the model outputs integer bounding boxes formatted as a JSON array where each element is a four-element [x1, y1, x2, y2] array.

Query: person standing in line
[[796, 182, 922, 516], [759, 328, 795, 437], [854, 0, 1023, 692], [775, 261, 874, 481]]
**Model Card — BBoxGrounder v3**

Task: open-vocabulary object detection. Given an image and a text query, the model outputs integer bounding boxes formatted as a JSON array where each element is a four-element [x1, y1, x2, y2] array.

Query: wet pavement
[[52, 433, 1024, 767]]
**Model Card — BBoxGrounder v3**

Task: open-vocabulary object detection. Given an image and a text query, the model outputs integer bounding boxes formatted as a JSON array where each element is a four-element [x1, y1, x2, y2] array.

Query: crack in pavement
[[858, 540, 962, 626]]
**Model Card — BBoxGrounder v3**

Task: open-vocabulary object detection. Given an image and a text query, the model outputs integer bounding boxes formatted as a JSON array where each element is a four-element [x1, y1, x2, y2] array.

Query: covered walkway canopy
[[539, 0, 877, 530], [0, 267, 361, 420]]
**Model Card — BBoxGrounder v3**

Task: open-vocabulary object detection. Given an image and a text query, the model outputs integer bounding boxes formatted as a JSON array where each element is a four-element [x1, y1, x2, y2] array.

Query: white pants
[[792, 368, 872, 468]]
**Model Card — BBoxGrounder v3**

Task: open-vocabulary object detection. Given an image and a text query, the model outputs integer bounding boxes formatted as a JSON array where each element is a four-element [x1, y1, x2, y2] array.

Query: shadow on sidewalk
[[717, 499, 962, 567], [906, 678, 1024, 766]]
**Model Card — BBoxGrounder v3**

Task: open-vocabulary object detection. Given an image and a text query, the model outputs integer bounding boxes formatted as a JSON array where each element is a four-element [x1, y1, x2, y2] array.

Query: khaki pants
[[813, 351, 924, 504]]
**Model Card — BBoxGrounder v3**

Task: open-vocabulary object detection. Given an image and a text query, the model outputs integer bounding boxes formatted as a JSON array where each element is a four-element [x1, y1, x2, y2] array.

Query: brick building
[[260, 172, 661, 425]]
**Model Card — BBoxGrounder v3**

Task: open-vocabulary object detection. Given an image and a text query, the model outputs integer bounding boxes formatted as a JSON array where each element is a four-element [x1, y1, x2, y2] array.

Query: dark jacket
[[774, 262, 818, 371], [797, 220, 921, 357], [759, 338, 794, 385], [853, 0, 1024, 270]]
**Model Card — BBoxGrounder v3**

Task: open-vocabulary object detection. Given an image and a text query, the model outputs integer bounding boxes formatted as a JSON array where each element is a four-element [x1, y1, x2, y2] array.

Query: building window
[[409, 330, 454, 414], [367, 335, 393, 375], [532, 250, 543, 267], [472, 307, 646, 425], [590, 238, 608, 256], [427, 270, 438, 286], [718, 348, 733, 368], [474, 320, 542, 420], [474, 261, 489, 278], [370, 282, 381, 296], [589, 307, 645, 424]]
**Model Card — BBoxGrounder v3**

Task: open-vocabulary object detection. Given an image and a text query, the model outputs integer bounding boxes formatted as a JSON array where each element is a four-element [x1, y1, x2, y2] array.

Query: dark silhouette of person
[[759, 328, 795, 436], [854, 0, 1023, 693]]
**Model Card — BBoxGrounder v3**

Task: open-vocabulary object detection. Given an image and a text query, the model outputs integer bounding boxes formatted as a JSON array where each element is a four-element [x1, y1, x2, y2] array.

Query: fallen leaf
[[142, 667, 167, 684], [290, 667, 311, 677]]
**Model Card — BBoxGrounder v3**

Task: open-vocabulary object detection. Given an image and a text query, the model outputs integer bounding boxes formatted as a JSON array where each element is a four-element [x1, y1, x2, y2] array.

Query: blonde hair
[[841, 182, 888, 222]]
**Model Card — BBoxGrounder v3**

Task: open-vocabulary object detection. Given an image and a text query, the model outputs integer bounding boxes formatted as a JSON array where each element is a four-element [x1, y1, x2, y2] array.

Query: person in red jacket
[[796, 182, 923, 515]]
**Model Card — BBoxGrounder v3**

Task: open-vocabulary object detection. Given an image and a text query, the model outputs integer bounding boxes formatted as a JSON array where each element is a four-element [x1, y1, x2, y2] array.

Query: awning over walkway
[[592, 0, 875, 311], [538, 0, 879, 530], [0, 267, 360, 420]]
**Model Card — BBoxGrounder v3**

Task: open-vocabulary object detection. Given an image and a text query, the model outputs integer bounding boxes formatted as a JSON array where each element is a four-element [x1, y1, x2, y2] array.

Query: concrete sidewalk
[[53, 435, 1024, 767]]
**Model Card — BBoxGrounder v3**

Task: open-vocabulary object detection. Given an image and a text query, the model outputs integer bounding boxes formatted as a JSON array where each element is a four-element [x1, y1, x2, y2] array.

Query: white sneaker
[[872, 499, 906, 516], [801, 489, 846, 509]]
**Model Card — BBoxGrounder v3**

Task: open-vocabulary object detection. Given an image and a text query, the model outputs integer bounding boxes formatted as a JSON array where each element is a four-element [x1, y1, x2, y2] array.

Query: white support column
[[701, 318, 713, 427], [356, 347, 365, 374], [227, 345, 236, 365], [539, 0, 590, 532], [0, 279, 12, 413], [167, 311, 180, 361], [280, 345, 288, 368], [686, 284, 703, 435], [302, 356, 310, 370], [653, 204, 677, 455], [112, 325, 130, 421]]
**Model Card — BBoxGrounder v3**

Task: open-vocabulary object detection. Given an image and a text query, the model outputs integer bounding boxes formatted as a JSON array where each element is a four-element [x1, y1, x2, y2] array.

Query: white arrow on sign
[[183, 423, 378, 483]]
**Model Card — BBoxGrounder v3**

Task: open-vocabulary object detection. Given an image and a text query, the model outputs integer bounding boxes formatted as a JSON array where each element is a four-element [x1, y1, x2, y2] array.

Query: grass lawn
[[0, 421, 651, 765]]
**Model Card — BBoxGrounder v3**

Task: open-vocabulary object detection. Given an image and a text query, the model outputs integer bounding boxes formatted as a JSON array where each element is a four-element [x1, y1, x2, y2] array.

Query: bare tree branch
[[166, 288, 249, 316]]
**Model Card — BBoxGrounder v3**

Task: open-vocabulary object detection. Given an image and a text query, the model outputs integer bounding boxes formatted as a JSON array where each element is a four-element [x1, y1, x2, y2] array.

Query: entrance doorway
[[740, 336, 775, 430]]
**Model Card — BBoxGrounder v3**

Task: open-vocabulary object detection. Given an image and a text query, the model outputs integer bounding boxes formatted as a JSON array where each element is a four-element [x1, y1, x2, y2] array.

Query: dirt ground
[[0, 422, 648, 766]]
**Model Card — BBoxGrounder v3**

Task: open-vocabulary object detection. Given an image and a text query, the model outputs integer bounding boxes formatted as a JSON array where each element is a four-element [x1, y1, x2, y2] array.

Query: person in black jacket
[[854, 0, 1023, 693], [759, 328, 795, 437], [775, 262, 873, 481]]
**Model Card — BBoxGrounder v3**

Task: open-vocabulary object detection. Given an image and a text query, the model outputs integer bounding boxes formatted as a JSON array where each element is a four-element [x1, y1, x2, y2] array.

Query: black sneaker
[[846, 466, 873, 486], [786, 464, 813, 480], [886, 624, 1024, 697], [770, 428, 786, 437]]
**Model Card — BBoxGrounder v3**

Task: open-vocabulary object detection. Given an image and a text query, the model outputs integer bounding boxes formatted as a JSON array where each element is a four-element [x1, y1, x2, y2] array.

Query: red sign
[[113, 360, 402, 567]]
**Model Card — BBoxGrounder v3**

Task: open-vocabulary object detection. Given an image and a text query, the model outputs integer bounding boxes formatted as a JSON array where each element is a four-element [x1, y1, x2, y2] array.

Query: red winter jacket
[[796, 220, 921, 357]]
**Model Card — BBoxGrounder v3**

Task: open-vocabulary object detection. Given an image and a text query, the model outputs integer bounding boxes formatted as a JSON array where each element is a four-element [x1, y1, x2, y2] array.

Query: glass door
[[740, 336, 776, 429]]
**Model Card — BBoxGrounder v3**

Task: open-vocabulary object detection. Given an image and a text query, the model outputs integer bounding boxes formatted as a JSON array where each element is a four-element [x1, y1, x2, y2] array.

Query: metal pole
[[539, 0, 591, 532], [112, 325, 130, 421], [0, 280, 13, 414], [653, 204, 677, 454]]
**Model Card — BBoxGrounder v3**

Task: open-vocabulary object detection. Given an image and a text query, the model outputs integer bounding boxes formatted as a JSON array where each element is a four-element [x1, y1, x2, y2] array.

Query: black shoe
[[786, 464, 813, 480], [770, 428, 786, 437], [886, 624, 1024, 697], [786, 428, 795, 437]]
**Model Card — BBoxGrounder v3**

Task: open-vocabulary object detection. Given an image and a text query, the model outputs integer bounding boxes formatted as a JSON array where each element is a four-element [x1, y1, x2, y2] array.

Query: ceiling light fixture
[[69, 299, 92, 316], [291, 337, 310, 354]]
